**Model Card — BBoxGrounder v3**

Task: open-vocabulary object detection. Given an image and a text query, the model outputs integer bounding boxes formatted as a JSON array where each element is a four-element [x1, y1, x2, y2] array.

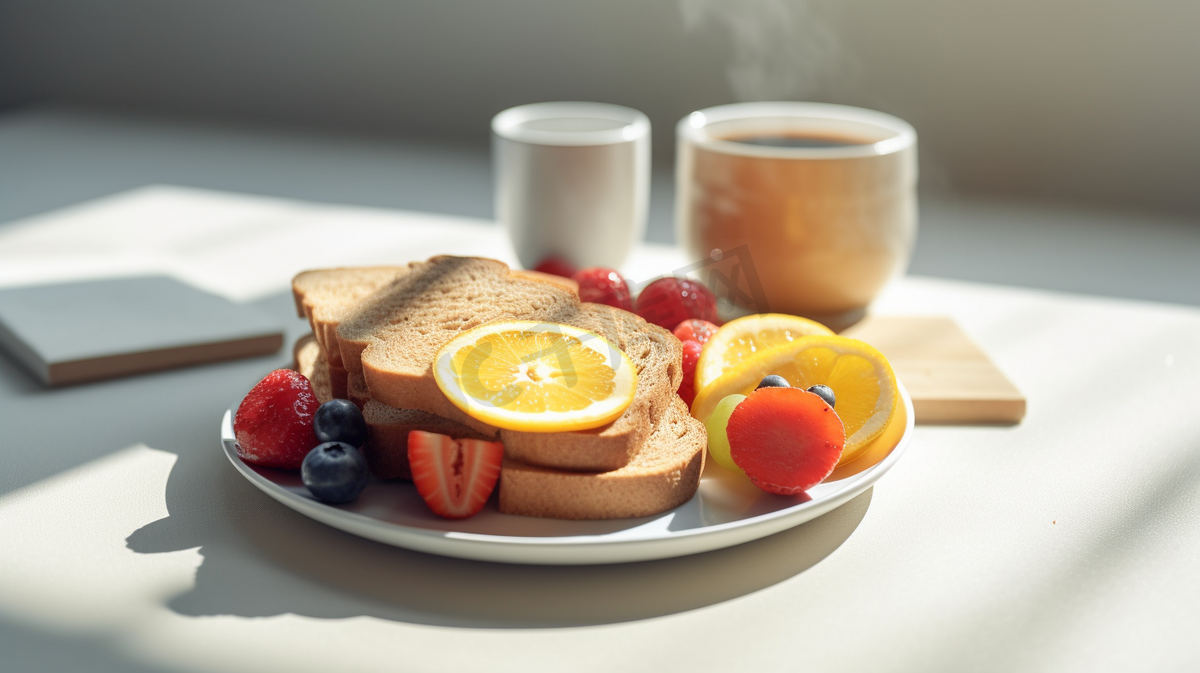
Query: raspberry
[[635, 277, 719, 330], [678, 339, 704, 406], [234, 369, 321, 469], [572, 267, 634, 311], [672, 319, 719, 345], [532, 256, 577, 278], [726, 387, 846, 494]]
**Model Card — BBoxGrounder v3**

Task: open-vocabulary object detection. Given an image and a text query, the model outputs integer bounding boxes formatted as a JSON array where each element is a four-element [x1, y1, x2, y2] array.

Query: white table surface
[[2, 185, 1199, 672]]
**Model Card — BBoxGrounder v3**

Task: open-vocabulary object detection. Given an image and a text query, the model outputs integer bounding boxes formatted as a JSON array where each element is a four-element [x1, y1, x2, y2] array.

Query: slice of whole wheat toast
[[346, 369, 372, 410], [498, 396, 706, 520], [328, 362, 349, 400], [327, 256, 683, 472], [293, 335, 333, 403], [293, 265, 577, 369], [293, 267, 411, 368]]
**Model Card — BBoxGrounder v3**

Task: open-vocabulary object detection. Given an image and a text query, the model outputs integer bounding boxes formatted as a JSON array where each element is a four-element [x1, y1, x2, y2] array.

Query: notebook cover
[[0, 276, 283, 386]]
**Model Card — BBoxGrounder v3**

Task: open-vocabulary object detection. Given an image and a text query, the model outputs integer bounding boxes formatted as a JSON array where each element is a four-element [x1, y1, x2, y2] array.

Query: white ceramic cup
[[493, 102, 650, 270]]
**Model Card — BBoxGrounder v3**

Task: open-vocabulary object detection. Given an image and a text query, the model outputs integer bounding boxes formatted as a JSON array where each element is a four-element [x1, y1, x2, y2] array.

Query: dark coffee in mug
[[726, 133, 872, 149]]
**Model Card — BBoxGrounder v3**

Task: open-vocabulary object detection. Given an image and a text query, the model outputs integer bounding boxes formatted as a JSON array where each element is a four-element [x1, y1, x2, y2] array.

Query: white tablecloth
[[1, 187, 1197, 672]]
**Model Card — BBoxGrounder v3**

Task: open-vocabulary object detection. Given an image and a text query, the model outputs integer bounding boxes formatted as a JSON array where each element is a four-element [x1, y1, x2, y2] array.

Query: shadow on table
[[128, 464, 871, 628], [127, 388, 870, 624]]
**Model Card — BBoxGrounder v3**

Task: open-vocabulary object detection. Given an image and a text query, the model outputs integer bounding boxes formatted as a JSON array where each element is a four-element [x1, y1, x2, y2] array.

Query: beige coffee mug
[[676, 102, 917, 327]]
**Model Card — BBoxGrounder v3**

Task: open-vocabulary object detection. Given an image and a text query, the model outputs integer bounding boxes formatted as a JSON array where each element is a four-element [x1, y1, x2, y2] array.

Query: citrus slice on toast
[[695, 313, 834, 392], [691, 334, 896, 461], [433, 320, 637, 432]]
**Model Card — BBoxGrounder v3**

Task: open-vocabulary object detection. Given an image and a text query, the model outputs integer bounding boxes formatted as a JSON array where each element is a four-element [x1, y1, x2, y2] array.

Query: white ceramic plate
[[222, 383, 913, 565]]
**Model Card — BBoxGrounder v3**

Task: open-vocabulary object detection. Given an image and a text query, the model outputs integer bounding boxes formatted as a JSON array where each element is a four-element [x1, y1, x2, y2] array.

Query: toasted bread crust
[[498, 398, 706, 520], [328, 362, 349, 400], [293, 267, 411, 368], [328, 257, 682, 471], [346, 369, 372, 410], [293, 335, 332, 403]]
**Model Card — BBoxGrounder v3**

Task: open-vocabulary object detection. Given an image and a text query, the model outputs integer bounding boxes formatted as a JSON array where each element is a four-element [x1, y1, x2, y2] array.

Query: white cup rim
[[493, 102, 650, 147], [678, 102, 916, 160]]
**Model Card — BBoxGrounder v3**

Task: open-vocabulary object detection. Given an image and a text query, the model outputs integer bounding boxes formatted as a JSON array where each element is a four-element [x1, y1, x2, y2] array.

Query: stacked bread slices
[[291, 256, 706, 520]]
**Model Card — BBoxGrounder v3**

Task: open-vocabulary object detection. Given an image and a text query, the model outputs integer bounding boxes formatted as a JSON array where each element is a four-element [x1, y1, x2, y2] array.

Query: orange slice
[[433, 320, 637, 432], [695, 313, 834, 392], [691, 334, 897, 461], [827, 389, 908, 479]]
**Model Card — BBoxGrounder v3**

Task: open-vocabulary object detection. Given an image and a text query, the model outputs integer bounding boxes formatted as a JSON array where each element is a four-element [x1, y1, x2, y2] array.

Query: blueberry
[[807, 384, 836, 408], [313, 399, 367, 447], [301, 441, 369, 503], [755, 375, 790, 390]]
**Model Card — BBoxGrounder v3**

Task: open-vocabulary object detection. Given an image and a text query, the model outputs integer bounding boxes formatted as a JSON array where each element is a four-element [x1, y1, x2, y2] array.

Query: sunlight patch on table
[[0, 444, 200, 632]]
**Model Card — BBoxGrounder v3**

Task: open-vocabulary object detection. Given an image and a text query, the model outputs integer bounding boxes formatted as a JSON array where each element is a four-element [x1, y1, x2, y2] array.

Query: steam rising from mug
[[680, 0, 840, 101]]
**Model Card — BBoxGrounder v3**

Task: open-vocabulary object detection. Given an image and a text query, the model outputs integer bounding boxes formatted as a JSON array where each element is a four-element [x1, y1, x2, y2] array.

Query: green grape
[[704, 394, 747, 474]]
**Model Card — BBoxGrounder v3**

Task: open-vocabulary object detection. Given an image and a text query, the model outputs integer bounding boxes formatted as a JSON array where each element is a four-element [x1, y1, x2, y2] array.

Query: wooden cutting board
[[842, 315, 1025, 425]]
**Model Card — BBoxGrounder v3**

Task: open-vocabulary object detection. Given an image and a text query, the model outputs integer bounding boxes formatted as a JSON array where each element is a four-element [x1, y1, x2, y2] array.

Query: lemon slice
[[433, 320, 637, 432], [691, 334, 896, 459], [695, 314, 834, 392]]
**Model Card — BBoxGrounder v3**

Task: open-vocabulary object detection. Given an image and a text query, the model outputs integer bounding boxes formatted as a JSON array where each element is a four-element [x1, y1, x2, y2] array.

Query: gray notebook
[[0, 276, 284, 386]]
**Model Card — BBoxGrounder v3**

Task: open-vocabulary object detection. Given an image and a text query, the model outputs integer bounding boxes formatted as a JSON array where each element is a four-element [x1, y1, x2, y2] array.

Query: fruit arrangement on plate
[[230, 255, 904, 523], [688, 314, 901, 489]]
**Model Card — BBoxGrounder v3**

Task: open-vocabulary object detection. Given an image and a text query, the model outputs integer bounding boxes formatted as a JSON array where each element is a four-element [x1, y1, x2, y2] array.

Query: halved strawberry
[[407, 431, 504, 518]]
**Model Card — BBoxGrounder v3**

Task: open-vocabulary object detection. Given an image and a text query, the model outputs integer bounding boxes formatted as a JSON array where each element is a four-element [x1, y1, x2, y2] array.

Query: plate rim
[[222, 382, 914, 564]]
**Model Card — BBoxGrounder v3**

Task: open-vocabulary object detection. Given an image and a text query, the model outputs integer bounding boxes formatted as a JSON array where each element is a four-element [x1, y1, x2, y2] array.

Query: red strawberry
[[572, 267, 634, 311], [635, 277, 719, 330], [726, 387, 846, 495], [532, 256, 577, 278], [234, 369, 321, 469], [408, 431, 504, 518], [673, 319, 719, 345], [678, 339, 704, 407]]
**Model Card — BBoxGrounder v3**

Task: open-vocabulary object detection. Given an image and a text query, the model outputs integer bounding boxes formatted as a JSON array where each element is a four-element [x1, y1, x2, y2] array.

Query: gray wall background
[[2, 0, 1199, 218]]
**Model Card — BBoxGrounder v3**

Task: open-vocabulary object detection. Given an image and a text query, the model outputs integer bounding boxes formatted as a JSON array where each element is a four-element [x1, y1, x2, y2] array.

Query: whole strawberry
[[678, 339, 704, 407], [532, 255, 577, 278], [636, 277, 719, 330], [673, 319, 719, 346], [572, 267, 634, 312], [234, 369, 320, 469]]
